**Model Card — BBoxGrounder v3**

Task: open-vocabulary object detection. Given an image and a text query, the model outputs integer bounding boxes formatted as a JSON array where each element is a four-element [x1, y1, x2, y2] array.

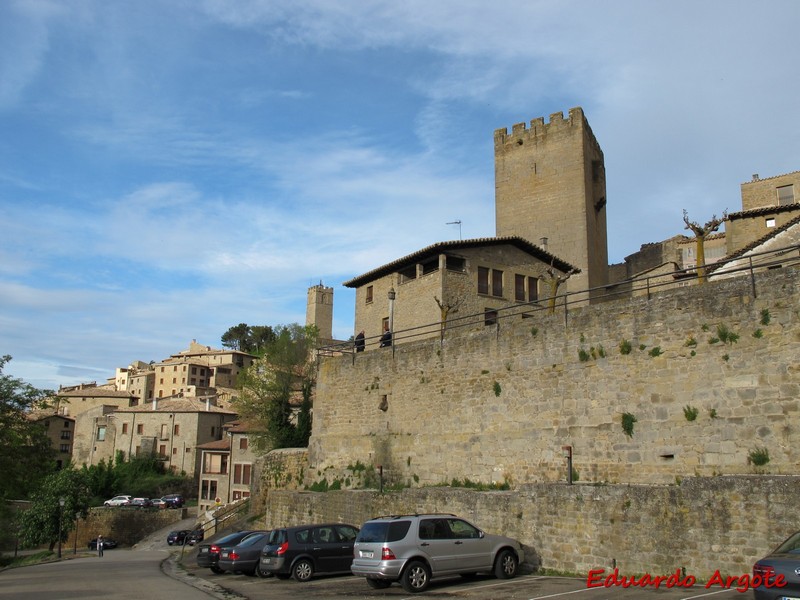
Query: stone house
[[343, 237, 577, 349], [99, 397, 238, 481], [196, 420, 257, 513], [33, 413, 75, 469]]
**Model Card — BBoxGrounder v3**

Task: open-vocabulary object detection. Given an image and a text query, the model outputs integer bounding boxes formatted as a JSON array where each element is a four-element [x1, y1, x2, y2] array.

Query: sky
[[2, 0, 799, 391]]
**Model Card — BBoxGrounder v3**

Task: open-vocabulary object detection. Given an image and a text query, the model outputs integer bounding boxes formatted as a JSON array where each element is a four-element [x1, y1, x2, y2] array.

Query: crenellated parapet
[[494, 106, 602, 157]]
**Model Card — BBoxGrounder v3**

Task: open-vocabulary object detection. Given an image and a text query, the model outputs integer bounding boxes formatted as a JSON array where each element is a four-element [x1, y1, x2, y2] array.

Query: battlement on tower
[[494, 106, 602, 157]]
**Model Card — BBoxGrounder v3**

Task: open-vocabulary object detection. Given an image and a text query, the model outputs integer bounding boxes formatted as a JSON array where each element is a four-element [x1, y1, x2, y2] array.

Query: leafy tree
[[0, 356, 55, 505], [221, 323, 276, 354], [232, 324, 317, 452], [17, 468, 91, 551]]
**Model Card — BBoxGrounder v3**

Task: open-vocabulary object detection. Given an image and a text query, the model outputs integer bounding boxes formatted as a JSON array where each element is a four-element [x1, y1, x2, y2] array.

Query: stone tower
[[494, 107, 609, 296], [306, 283, 333, 342]]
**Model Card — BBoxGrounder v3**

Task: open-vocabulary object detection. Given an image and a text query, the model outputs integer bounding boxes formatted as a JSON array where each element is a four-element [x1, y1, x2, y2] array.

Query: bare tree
[[434, 295, 463, 340], [683, 209, 727, 284], [541, 264, 578, 313]]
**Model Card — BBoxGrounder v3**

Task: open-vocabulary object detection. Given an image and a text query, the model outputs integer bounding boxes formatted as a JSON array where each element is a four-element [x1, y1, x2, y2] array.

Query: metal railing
[[317, 242, 800, 358]]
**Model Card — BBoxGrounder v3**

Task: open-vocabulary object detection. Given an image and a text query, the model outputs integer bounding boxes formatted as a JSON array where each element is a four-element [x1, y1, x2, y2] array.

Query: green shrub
[[760, 309, 771, 326], [621, 412, 637, 437], [748, 447, 770, 467], [648, 346, 662, 357], [619, 339, 632, 355], [493, 381, 502, 397], [683, 405, 699, 421]]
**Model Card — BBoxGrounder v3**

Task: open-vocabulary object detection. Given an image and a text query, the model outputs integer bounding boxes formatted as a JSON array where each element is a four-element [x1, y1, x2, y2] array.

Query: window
[[239, 437, 248, 450], [172, 447, 177, 455], [399, 265, 417, 283], [137, 424, 144, 434], [445, 255, 466, 272], [200, 479, 218, 501], [122, 423, 128, 434], [63, 421, 69, 428], [421, 257, 439, 275], [528, 276, 539, 302], [192, 367, 197, 374], [173, 424, 180, 436], [159, 444, 166, 457], [491, 269, 504, 297], [59, 444, 70, 453], [211, 426, 216, 437], [60, 430, 71, 440], [161, 424, 169, 440], [204, 453, 227, 474], [366, 285, 373, 304], [778, 185, 795, 206], [484, 308, 498, 326], [478, 267, 503, 297], [96, 426, 106, 442], [233, 464, 252, 485], [766, 218, 776, 228], [515, 274, 526, 302], [477, 267, 489, 295]]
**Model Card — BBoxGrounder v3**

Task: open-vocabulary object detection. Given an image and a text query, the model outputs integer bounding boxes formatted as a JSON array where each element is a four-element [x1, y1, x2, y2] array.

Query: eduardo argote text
[[586, 567, 786, 593]]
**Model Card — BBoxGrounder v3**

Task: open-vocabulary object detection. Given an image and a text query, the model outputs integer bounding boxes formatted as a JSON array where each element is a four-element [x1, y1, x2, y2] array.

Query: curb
[[161, 551, 248, 600]]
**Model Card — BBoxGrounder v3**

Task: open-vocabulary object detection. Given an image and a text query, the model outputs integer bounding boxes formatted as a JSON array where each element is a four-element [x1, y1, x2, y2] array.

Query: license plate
[[779, 597, 800, 600], [199, 548, 207, 554], [262, 558, 272, 564], [221, 552, 229, 558], [361, 551, 374, 558]]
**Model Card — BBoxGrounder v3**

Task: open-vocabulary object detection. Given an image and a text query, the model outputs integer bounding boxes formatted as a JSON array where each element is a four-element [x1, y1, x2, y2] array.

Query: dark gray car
[[259, 523, 360, 581], [196, 530, 262, 573], [753, 530, 800, 599], [217, 531, 272, 577]]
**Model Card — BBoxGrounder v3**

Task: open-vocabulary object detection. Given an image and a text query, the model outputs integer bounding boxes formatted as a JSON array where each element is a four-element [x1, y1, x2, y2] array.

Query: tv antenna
[[446, 220, 462, 240]]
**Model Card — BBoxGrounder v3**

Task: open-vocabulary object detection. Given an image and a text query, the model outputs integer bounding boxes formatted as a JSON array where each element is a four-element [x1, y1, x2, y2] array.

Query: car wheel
[[292, 558, 314, 582], [210, 566, 224, 574], [401, 560, 430, 593], [255, 563, 272, 578], [366, 578, 392, 589], [494, 549, 518, 579]]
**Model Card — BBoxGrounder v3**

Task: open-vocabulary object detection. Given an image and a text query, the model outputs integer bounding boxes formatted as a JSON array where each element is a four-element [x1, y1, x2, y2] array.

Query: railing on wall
[[317, 242, 800, 358]]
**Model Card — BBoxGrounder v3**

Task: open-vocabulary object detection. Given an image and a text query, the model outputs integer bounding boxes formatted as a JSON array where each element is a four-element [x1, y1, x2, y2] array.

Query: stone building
[[343, 237, 576, 349], [54, 384, 138, 417], [79, 397, 238, 481], [33, 413, 75, 469], [196, 420, 257, 513], [494, 107, 609, 297]]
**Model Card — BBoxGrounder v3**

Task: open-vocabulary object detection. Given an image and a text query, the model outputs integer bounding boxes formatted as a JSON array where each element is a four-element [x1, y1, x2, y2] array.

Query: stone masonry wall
[[310, 266, 800, 488], [258, 478, 800, 578]]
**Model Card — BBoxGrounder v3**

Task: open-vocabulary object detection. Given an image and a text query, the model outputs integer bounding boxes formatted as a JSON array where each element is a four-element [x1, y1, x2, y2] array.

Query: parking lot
[[183, 563, 752, 600]]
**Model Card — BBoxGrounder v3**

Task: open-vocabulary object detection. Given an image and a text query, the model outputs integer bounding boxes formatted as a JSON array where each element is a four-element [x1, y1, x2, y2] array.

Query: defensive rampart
[[310, 266, 800, 487]]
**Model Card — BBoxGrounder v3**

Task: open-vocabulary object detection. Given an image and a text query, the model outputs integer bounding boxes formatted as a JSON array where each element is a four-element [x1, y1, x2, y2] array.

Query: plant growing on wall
[[748, 447, 770, 467], [760, 308, 771, 326], [619, 339, 632, 355], [648, 346, 663, 357], [683, 405, 699, 421], [621, 412, 637, 437], [716, 324, 739, 344], [493, 381, 502, 397]]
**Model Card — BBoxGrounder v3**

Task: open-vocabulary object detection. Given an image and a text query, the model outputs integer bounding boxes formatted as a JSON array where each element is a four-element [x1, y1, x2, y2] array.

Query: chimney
[[752, 174, 760, 181], [539, 237, 549, 251], [152, 398, 158, 411], [206, 398, 211, 412]]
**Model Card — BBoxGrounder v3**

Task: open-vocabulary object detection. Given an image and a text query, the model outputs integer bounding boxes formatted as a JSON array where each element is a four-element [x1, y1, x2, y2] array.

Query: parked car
[[351, 513, 523, 593], [130, 497, 152, 508], [196, 530, 262, 574], [151, 498, 167, 509], [753, 530, 800, 600], [217, 531, 272, 576], [167, 530, 191, 546], [88, 537, 118, 550], [186, 529, 205, 545], [259, 523, 360, 581], [103, 495, 132, 507], [162, 493, 185, 508]]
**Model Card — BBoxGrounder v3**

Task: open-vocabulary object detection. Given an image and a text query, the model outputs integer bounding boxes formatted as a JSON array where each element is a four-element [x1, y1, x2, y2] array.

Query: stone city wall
[[259, 478, 800, 579], [309, 266, 800, 489]]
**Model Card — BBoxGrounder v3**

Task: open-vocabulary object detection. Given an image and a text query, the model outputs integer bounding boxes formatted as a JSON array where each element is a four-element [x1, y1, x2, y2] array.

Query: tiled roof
[[728, 203, 800, 220], [343, 236, 579, 288], [196, 439, 231, 451], [708, 213, 800, 273], [57, 388, 134, 398], [116, 397, 237, 415]]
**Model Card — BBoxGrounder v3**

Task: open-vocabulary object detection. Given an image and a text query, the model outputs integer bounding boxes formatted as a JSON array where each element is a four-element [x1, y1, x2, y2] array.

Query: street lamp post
[[388, 287, 396, 337], [73, 513, 80, 555], [57, 497, 65, 559]]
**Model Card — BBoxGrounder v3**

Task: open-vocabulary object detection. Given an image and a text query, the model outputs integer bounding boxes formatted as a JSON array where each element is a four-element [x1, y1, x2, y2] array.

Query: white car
[[104, 495, 132, 507]]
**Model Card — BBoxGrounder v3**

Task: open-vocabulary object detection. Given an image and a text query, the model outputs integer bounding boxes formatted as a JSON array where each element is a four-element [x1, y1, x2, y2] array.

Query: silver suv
[[351, 513, 524, 593]]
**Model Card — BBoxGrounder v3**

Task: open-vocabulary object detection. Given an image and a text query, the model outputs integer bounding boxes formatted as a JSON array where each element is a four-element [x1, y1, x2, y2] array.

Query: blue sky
[[2, 0, 799, 390]]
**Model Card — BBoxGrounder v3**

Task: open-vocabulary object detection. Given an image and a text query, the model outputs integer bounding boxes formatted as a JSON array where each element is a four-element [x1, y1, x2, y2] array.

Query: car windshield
[[775, 532, 800, 554], [215, 532, 250, 545]]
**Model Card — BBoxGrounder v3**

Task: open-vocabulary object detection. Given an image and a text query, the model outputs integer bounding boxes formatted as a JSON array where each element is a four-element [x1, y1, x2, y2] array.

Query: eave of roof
[[115, 398, 237, 415], [708, 213, 800, 273], [196, 439, 231, 451], [342, 236, 579, 288], [728, 203, 800, 220]]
